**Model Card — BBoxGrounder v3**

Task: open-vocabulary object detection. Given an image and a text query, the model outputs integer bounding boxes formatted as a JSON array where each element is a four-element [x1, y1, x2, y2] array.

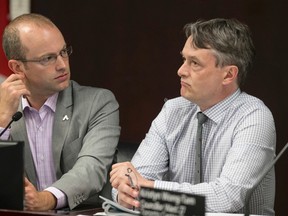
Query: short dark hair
[[184, 18, 256, 87]]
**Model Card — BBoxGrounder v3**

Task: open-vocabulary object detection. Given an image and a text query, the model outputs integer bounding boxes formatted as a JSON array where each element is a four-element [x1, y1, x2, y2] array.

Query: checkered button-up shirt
[[131, 89, 276, 215]]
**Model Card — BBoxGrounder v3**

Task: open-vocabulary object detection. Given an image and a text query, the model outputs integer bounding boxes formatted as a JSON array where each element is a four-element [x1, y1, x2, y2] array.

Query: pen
[[125, 168, 137, 211], [125, 173, 136, 189]]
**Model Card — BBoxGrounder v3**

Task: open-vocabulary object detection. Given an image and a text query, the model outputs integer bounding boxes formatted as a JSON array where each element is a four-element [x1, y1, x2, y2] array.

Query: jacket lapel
[[10, 82, 73, 186], [52, 83, 73, 178], [11, 107, 37, 186]]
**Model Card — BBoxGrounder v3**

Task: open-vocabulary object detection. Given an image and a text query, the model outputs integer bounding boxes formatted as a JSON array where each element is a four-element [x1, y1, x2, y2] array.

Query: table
[[0, 209, 265, 216], [0, 208, 102, 216]]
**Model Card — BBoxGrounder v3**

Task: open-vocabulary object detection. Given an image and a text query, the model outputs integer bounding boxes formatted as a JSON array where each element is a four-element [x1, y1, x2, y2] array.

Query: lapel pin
[[62, 115, 69, 121]]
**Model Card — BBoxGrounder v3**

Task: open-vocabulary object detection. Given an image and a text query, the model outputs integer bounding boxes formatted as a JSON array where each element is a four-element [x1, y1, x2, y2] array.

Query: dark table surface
[[0, 208, 103, 216]]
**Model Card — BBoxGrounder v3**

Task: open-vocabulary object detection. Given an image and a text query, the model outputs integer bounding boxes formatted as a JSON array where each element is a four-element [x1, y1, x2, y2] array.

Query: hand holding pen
[[125, 168, 139, 210], [110, 162, 154, 209]]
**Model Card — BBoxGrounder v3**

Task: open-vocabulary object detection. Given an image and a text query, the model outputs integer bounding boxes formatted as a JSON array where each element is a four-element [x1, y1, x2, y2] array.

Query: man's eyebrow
[[41, 45, 67, 56], [180, 52, 198, 61], [179, 51, 194, 57]]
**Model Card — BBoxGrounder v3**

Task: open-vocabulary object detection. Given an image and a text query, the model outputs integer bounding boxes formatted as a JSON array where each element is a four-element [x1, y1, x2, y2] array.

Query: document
[[94, 196, 140, 216]]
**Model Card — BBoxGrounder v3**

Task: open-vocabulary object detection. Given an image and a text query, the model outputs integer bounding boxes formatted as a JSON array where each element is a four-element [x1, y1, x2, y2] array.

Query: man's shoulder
[[58, 80, 117, 107], [227, 91, 274, 121], [163, 96, 197, 114], [237, 92, 269, 110], [69, 80, 115, 97], [70, 80, 103, 91], [165, 96, 195, 108]]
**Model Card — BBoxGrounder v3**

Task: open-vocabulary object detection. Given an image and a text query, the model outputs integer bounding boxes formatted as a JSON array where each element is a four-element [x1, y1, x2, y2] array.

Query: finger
[[110, 172, 128, 188], [110, 166, 119, 176], [110, 167, 131, 183], [4, 74, 23, 82], [118, 182, 139, 199], [111, 162, 126, 169], [112, 161, 133, 169], [24, 177, 34, 188], [1, 79, 29, 98], [111, 163, 133, 176], [24, 177, 30, 186], [118, 185, 140, 208], [2, 73, 30, 94], [110, 166, 127, 181]]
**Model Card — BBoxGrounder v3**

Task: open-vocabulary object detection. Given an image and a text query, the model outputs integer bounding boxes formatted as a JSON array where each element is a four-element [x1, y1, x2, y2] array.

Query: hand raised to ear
[[0, 74, 30, 127]]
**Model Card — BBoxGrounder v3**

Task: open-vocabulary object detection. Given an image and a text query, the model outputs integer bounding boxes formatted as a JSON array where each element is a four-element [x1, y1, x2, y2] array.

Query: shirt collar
[[202, 89, 241, 124], [22, 93, 59, 113]]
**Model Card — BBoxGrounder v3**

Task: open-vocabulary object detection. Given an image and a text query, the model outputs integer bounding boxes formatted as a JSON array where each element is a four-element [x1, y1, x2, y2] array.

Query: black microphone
[[0, 111, 23, 137], [244, 142, 288, 216]]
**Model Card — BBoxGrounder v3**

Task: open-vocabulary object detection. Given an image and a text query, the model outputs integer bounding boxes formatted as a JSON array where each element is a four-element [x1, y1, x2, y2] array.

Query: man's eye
[[60, 49, 68, 57], [40, 55, 55, 63], [61, 49, 68, 54], [191, 60, 198, 66]]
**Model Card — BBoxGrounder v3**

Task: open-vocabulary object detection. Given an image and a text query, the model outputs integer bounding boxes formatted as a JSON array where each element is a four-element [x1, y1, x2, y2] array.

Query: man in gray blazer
[[0, 13, 120, 211]]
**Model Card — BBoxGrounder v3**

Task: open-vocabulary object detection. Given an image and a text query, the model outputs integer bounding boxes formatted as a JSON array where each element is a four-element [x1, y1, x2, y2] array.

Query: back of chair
[[115, 141, 139, 162], [97, 141, 140, 202]]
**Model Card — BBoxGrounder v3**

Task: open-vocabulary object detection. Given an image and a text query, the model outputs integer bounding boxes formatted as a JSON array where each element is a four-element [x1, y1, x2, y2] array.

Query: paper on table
[[97, 196, 140, 216]]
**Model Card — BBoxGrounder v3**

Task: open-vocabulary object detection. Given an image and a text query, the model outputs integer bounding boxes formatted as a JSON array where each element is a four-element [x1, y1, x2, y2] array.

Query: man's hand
[[110, 162, 154, 209], [0, 74, 30, 127], [24, 177, 56, 211]]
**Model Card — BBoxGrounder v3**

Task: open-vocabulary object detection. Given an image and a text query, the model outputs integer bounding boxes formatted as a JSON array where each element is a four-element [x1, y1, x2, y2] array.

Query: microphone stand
[[244, 142, 288, 216], [0, 112, 23, 137]]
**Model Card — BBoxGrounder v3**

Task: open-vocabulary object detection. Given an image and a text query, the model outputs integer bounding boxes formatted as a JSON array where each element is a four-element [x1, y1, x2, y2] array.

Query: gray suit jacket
[[10, 80, 120, 209]]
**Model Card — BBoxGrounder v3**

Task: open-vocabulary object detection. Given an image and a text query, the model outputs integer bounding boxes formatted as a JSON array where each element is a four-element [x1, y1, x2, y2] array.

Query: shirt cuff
[[111, 187, 118, 202], [45, 187, 68, 209], [154, 180, 175, 191]]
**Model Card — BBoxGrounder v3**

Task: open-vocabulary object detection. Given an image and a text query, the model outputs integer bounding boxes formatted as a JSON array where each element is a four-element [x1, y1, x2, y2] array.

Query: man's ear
[[8, 60, 25, 75], [223, 65, 238, 85]]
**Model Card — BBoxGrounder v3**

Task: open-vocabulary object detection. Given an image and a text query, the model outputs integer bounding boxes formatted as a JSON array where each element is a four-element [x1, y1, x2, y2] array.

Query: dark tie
[[195, 112, 208, 184]]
